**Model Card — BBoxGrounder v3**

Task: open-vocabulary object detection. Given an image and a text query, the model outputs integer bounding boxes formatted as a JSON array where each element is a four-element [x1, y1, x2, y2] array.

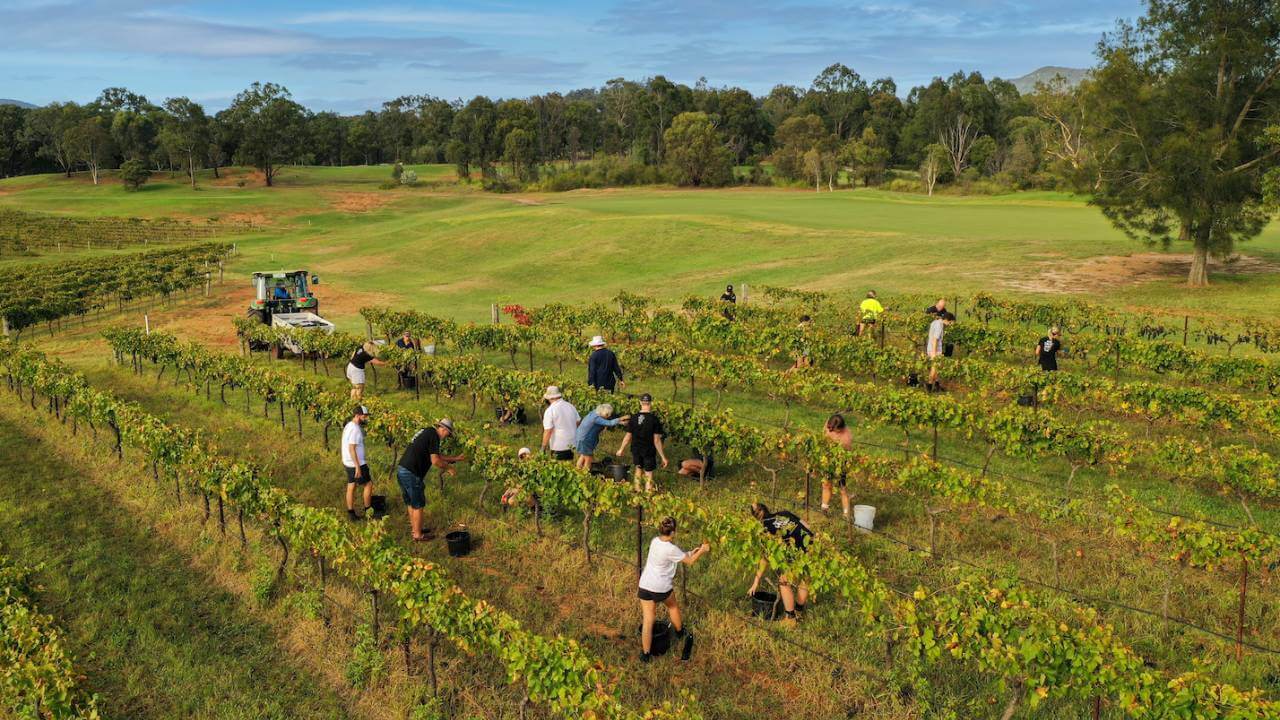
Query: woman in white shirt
[[637, 516, 709, 662]]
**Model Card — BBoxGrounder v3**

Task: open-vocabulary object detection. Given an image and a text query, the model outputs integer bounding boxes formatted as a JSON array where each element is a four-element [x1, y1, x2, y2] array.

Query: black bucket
[[1017, 393, 1036, 407], [751, 590, 781, 620], [605, 463, 630, 482], [638, 620, 673, 656], [446, 529, 471, 557], [370, 495, 388, 519]]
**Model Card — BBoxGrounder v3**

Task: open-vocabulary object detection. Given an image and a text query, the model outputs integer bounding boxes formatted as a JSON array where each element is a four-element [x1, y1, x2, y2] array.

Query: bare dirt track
[[999, 252, 1280, 293]]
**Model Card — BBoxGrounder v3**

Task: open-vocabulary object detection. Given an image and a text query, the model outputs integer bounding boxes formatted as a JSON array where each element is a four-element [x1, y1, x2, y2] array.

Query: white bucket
[[853, 505, 876, 532]]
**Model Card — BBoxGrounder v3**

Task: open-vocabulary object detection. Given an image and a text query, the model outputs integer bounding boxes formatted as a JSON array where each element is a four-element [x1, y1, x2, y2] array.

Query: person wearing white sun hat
[[540, 385, 580, 461], [586, 335, 625, 392]]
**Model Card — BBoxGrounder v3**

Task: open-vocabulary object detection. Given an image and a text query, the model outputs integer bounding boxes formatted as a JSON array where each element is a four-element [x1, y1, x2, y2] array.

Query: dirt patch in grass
[[999, 252, 1280, 294], [208, 168, 267, 187], [325, 191, 399, 213]]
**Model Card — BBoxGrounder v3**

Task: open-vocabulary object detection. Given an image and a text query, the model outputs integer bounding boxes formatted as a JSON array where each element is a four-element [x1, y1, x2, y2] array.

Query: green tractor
[[247, 270, 320, 324]]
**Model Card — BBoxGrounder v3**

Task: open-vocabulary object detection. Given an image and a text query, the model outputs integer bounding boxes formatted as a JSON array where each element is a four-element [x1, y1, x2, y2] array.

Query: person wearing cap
[[586, 336, 624, 392], [396, 419, 465, 541], [540, 386, 580, 461], [346, 341, 386, 402], [342, 405, 373, 521], [574, 403, 629, 471], [616, 393, 667, 492], [856, 290, 883, 337], [719, 285, 737, 320]]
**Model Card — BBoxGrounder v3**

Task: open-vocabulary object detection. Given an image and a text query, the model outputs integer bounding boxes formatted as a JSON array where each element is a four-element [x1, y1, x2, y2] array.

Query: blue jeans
[[396, 466, 426, 510]]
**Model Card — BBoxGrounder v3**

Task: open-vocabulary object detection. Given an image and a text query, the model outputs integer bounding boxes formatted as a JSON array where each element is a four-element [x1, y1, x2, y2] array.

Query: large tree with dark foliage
[[222, 82, 307, 187], [1086, 0, 1280, 286]]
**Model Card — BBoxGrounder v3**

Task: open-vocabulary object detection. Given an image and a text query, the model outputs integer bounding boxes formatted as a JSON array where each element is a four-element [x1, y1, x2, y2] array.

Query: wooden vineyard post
[[803, 471, 811, 521], [1183, 316, 1189, 346], [741, 283, 748, 305], [931, 422, 939, 462], [491, 303, 500, 324], [144, 313, 150, 335], [635, 504, 644, 581], [1236, 553, 1248, 661]]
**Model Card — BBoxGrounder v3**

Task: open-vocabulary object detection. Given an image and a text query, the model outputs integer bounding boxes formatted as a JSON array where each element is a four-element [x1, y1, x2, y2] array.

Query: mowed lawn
[[4, 166, 1280, 327]]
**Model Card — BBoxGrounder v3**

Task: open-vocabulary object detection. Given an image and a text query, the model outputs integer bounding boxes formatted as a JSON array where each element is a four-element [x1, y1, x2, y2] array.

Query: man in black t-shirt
[[747, 503, 812, 622], [615, 393, 666, 492], [395, 419, 466, 541], [1036, 327, 1065, 372]]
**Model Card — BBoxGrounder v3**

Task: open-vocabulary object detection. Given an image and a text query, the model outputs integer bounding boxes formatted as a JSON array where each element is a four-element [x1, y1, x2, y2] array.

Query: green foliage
[[662, 112, 733, 187], [118, 159, 151, 191], [0, 555, 102, 719], [249, 560, 278, 607], [344, 624, 385, 689]]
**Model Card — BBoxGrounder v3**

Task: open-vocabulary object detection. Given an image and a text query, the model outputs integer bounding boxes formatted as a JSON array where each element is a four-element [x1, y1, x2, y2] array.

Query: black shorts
[[345, 464, 372, 485], [633, 451, 657, 473], [637, 587, 672, 602], [552, 449, 574, 461], [830, 472, 847, 488]]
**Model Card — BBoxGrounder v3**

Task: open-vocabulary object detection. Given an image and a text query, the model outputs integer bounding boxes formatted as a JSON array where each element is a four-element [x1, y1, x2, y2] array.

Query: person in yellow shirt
[[856, 290, 884, 337]]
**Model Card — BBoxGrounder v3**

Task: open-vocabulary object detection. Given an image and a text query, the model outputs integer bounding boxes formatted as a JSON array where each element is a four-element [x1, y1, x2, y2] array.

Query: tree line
[[0, 68, 1079, 192], [0, 0, 1277, 285]]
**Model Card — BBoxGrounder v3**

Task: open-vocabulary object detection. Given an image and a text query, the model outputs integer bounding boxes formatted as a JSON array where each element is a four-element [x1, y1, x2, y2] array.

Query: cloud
[[285, 7, 554, 35]]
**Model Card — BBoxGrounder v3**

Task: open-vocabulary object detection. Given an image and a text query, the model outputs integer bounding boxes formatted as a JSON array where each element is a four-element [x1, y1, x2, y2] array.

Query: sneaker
[[347, 509, 360, 522], [638, 651, 652, 664], [780, 615, 798, 628]]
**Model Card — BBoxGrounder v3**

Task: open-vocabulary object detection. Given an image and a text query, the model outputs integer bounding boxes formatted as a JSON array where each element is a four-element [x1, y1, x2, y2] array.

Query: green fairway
[[5, 168, 1278, 329]]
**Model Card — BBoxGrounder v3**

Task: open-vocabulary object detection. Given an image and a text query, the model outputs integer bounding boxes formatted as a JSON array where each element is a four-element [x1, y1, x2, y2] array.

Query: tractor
[[246, 270, 334, 355], [247, 270, 321, 324]]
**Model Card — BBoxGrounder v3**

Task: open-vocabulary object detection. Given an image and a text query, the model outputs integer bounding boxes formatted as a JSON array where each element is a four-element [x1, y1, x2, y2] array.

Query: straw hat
[[589, 335, 606, 347], [543, 385, 563, 400]]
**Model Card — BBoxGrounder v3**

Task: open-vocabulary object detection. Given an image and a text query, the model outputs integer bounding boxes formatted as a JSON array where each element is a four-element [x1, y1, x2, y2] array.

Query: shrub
[[345, 623, 386, 688], [391, 162, 404, 181], [401, 169, 418, 186], [886, 178, 922, 194], [119, 159, 151, 191]]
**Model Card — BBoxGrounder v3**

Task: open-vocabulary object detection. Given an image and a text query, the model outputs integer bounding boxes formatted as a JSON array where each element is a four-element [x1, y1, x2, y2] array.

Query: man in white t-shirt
[[925, 311, 954, 392], [539, 386, 580, 461], [342, 405, 373, 521]]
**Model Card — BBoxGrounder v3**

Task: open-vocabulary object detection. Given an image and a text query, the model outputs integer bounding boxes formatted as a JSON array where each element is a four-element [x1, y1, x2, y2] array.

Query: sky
[[1, 0, 1146, 113]]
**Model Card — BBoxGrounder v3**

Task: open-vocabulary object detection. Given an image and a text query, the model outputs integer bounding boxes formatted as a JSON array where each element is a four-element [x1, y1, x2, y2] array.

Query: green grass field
[[4, 166, 1280, 328], [3, 167, 1280, 719]]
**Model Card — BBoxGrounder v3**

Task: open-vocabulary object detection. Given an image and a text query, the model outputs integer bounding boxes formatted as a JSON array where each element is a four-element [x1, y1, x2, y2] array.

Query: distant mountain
[[0, 99, 35, 109], [1010, 67, 1089, 95]]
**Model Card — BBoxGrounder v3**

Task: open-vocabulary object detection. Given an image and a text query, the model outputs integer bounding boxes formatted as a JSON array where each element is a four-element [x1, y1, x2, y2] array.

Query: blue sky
[[1, 0, 1145, 113]]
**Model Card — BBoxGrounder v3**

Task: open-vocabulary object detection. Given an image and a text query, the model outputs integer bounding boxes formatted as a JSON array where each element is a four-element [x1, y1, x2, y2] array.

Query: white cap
[[518, 447, 532, 458], [543, 385, 562, 400], [589, 335, 606, 347]]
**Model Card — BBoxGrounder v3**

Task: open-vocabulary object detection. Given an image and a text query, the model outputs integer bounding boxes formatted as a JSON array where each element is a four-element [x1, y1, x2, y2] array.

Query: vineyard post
[[741, 283, 748, 305], [1236, 553, 1248, 662], [1113, 344, 1120, 382], [144, 313, 150, 335], [931, 422, 938, 462], [1183, 316, 1189, 346], [371, 590, 380, 642], [204, 273, 211, 297], [635, 504, 644, 581], [491, 303, 499, 324], [1, 317, 8, 337], [803, 471, 811, 521], [365, 319, 373, 341]]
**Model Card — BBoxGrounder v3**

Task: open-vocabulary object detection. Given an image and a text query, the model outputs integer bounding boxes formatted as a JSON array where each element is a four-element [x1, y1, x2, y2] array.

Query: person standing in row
[[616, 393, 667, 492], [720, 284, 736, 304], [346, 341, 385, 401], [821, 414, 853, 517], [1036, 327, 1066, 372], [396, 419, 465, 542], [586, 336, 624, 392], [638, 516, 710, 663], [540, 386, 580, 461], [747, 502, 813, 625], [575, 403, 628, 471], [926, 311, 954, 392], [925, 298, 948, 317], [341, 405, 374, 521], [395, 331, 418, 389], [856, 290, 883, 337]]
